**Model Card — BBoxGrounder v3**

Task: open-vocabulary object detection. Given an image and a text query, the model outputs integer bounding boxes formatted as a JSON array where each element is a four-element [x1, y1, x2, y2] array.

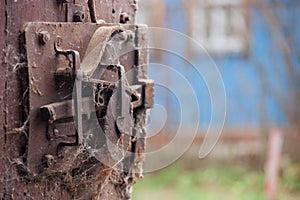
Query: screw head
[[38, 31, 50, 45]]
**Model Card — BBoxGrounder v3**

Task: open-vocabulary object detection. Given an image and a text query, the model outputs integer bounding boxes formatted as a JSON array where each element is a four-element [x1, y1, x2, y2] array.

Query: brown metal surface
[[0, 0, 149, 199], [95, 0, 137, 24], [143, 79, 155, 109], [67, 3, 86, 22]]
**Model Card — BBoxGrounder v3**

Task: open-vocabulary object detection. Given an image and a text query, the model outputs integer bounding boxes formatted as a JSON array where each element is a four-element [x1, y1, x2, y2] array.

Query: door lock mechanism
[[24, 22, 153, 174]]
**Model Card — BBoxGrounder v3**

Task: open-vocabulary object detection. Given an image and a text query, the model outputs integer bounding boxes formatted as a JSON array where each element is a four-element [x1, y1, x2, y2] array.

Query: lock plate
[[24, 22, 150, 174]]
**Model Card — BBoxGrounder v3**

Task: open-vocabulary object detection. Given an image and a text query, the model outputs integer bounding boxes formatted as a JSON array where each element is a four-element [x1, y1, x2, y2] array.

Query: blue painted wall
[[147, 0, 300, 130]]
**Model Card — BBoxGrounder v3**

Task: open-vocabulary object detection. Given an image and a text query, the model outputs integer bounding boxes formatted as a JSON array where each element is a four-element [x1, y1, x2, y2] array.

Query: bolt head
[[38, 31, 50, 45]]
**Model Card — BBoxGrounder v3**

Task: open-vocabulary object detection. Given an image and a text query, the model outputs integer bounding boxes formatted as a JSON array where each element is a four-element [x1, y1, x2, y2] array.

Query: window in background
[[186, 0, 249, 55]]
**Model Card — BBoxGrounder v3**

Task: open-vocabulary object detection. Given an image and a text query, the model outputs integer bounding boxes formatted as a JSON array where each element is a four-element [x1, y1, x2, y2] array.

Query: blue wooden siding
[[147, 0, 299, 130]]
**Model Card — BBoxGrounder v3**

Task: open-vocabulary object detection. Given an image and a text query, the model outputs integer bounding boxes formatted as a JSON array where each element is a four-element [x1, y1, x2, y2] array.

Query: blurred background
[[133, 0, 300, 199]]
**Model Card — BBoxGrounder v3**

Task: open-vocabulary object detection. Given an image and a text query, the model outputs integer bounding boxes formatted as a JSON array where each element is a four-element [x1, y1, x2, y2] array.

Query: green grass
[[132, 161, 300, 200]]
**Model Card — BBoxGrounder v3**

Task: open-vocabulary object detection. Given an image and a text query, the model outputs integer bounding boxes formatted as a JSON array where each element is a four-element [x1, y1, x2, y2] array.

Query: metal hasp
[[24, 22, 153, 174]]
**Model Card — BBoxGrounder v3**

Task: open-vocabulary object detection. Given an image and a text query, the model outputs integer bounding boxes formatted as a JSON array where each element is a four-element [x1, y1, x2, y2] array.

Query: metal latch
[[24, 22, 153, 173]]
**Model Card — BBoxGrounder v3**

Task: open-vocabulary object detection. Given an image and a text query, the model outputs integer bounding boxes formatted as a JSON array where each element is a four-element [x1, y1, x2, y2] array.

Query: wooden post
[[265, 127, 283, 200], [0, 1, 147, 199]]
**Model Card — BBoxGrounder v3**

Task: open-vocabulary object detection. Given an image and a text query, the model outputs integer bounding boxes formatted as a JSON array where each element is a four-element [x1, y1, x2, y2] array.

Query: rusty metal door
[[0, 1, 152, 199]]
